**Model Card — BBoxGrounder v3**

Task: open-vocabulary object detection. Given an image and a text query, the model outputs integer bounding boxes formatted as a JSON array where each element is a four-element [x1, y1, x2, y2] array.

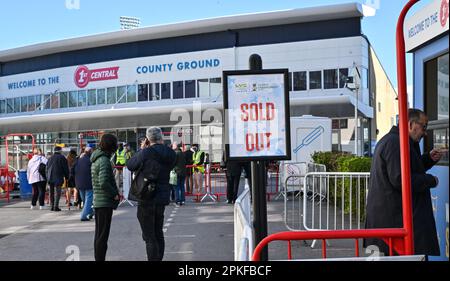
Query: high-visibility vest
[[193, 151, 205, 173], [115, 149, 126, 165]]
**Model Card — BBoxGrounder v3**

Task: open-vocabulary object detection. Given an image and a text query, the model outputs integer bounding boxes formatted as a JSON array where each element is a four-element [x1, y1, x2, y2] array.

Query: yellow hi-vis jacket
[[115, 149, 126, 166], [193, 151, 205, 173]]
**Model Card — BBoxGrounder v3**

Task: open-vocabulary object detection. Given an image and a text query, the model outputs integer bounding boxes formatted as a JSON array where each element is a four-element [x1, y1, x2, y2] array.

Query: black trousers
[[48, 182, 62, 208], [137, 204, 166, 261], [226, 175, 240, 202], [94, 207, 113, 261], [31, 181, 46, 206]]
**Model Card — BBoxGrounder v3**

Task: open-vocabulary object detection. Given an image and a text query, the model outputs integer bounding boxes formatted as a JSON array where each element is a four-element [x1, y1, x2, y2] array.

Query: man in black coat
[[364, 109, 445, 256], [46, 146, 69, 211], [126, 127, 176, 261]]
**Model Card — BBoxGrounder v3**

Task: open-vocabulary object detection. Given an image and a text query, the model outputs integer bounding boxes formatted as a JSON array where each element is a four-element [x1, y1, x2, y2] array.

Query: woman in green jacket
[[91, 133, 119, 261]]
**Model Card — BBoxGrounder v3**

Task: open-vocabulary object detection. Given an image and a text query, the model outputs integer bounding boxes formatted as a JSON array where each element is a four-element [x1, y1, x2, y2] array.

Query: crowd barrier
[[234, 181, 253, 261]]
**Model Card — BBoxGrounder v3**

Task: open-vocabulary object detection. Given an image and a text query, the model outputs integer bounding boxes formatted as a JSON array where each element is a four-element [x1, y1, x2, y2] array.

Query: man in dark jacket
[[173, 143, 186, 205], [364, 109, 444, 256], [127, 126, 176, 261], [73, 146, 94, 221], [46, 146, 69, 211], [184, 144, 194, 194], [221, 154, 242, 204]]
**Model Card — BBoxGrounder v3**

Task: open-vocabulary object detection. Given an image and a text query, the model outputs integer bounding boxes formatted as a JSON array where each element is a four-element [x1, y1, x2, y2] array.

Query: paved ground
[[0, 182, 368, 261]]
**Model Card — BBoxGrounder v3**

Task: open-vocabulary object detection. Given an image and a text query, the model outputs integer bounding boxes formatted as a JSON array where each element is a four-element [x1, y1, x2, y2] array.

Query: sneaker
[[39, 206, 47, 210], [53, 207, 62, 212], [87, 214, 94, 220], [30, 205, 37, 210], [80, 218, 90, 222]]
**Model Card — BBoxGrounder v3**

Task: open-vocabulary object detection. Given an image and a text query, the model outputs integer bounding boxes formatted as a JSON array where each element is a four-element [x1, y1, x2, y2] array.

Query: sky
[[0, 0, 431, 91]]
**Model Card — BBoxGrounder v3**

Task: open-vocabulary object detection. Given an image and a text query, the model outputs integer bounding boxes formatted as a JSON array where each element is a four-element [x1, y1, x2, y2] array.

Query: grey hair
[[146, 126, 163, 143], [408, 108, 425, 123]]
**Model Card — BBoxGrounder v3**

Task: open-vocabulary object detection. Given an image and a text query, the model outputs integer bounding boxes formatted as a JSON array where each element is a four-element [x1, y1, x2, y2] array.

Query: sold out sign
[[223, 69, 291, 161]]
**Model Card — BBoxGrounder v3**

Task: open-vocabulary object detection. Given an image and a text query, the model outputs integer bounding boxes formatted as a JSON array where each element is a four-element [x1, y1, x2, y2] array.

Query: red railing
[[252, 0, 419, 260]]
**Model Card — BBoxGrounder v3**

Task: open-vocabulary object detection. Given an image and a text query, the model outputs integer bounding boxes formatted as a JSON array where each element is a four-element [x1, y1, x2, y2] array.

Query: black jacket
[[127, 144, 176, 205], [364, 126, 439, 255], [73, 154, 93, 191], [46, 152, 69, 186]]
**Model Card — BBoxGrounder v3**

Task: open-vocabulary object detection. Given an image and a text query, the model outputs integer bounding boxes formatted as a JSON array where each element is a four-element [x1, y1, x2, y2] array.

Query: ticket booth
[[405, 0, 449, 260]]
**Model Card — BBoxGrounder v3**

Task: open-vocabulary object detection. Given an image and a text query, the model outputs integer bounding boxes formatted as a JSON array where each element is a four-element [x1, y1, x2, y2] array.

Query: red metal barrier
[[252, 0, 419, 260], [209, 163, 227, 201], [266, 163, 280, 201]]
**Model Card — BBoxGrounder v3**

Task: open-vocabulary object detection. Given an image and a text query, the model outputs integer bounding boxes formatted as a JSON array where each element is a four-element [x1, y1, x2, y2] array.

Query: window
[[149, 83, 160, 100], [78, 90, 87, 107], [339, 68, 349, 88], [197, 79, 209, 98], [324, 69, 338, 89], [210, 78, 221, 98], [0, 100, 5, 114], [185, 80, 195, 98], [97, 89, 106, 105], [21, 96, 28, 112], [60, 92, 68, 108], [309, 71, 322, 89], [107, 87, 116, 104], [378, 102, 381, 112], [88, 89, 96, 106], [14, 97, 20, 113], [35, 95, 42, 110], [69, 91, 77, 107], [127, 85, 137, 103], [117, 86, 126, 103], [293, 71, 307, 91], [138, 84, 149, 102], [43, 94, 51, 110], [7, 98, 14, 113], [51, 93, 59, 109], [173, 81, 184, 99], [361, 67, 368, 89], [161, 83, 171, 100], [28, 96, 36, 111]]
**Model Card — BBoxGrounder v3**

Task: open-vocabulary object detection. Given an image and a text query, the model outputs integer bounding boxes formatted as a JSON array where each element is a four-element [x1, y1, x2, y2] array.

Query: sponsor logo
[[74, 65, 119, 88]]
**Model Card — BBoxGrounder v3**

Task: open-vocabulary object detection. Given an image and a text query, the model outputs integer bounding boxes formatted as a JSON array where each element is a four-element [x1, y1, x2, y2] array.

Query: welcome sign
[[223, 69, 291, 161]]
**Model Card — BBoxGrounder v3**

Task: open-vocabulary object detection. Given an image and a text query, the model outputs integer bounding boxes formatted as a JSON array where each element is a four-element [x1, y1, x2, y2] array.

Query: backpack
[[129, 148, 161, 201], [38, 162, 47, 181]]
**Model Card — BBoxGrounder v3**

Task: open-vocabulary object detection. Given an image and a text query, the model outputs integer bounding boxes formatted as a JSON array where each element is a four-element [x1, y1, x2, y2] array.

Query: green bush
[[312, 152, 372, 222]]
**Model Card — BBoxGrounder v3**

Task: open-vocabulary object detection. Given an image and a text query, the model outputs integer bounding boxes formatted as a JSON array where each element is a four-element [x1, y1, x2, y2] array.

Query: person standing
[[46, 146, 69, 212], [91, 134, 120, 261], [27, 148, 48, 210], [74, 146, 94, 221], [184, 144, 193, 194], [127, 127, 176, 261], [114, 142, 127, 198], [364, 108, 444, 256], [192, 144, 205, 194], [173, 143, 186, 205], [221, 154, 242, 204]]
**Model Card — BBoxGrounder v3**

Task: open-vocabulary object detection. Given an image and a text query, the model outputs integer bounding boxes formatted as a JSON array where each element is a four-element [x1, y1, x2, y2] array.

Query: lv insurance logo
[[74, 65, 120, 88]]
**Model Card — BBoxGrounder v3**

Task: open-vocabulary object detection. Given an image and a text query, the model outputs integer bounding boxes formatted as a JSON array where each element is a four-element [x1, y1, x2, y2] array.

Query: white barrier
[[234, 181, 254, 261], [119, 167, 135, 207]]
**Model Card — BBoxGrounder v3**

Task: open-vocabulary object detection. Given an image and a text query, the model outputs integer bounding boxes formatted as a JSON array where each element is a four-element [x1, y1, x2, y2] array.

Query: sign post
[[223, 54, 291, 260]]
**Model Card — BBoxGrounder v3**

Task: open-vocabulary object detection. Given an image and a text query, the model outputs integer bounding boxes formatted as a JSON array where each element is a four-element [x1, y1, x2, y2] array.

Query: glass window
[[13, 97, 20, 113], [149, 83, 160, 101], [361, 67, 368, 89], [0, 100, 5, 114], [7, 98, 14, 113], [27, 96, 36, 111], [43, 94, 51, 110], [60, 92, 68, 108], [210, 78, 221, 98], [35, 95, 42, 111], [339, 68, 349, 88], [97, 89, 106, 105], [437, 53, 449, 120], [21, 96, 28, 112], [88, 89, 96, 106], [78, 90, 87, 107], [197, 79, 209, 98], [185, 80, 195, 98], [161, 82, 171, 100], [309, 71, 322, 89], [138, 84, 149, 102], [288, 72, 292, 91], [293, 71, 307, 91], [107, 87, 116, 104], [173, 81, 184, 99], [117, 86, 126, 103], [69, 91, 77, 107], [324, 69, 338, 89], [51, 93, 59, 109], [127, 85, 137, 103]]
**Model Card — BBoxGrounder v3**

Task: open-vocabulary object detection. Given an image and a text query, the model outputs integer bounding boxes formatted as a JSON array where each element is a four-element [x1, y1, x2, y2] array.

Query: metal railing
[[234, 181, 253, 261]]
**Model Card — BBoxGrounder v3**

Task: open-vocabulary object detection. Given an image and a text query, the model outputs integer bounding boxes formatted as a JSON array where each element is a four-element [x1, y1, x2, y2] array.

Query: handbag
[[169, 170, 178, 186]]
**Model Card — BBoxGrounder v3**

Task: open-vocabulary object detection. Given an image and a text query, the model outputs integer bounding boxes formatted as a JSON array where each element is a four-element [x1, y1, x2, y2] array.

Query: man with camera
[[126, 127, 176, 261]]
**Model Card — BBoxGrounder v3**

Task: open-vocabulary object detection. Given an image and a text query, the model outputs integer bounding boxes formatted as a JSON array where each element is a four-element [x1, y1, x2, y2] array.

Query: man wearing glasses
[[364, 108, 445, 257]]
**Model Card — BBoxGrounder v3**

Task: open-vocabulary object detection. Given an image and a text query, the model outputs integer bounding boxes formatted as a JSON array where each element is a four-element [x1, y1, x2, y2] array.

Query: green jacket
[[91, 149, 119, 209]]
